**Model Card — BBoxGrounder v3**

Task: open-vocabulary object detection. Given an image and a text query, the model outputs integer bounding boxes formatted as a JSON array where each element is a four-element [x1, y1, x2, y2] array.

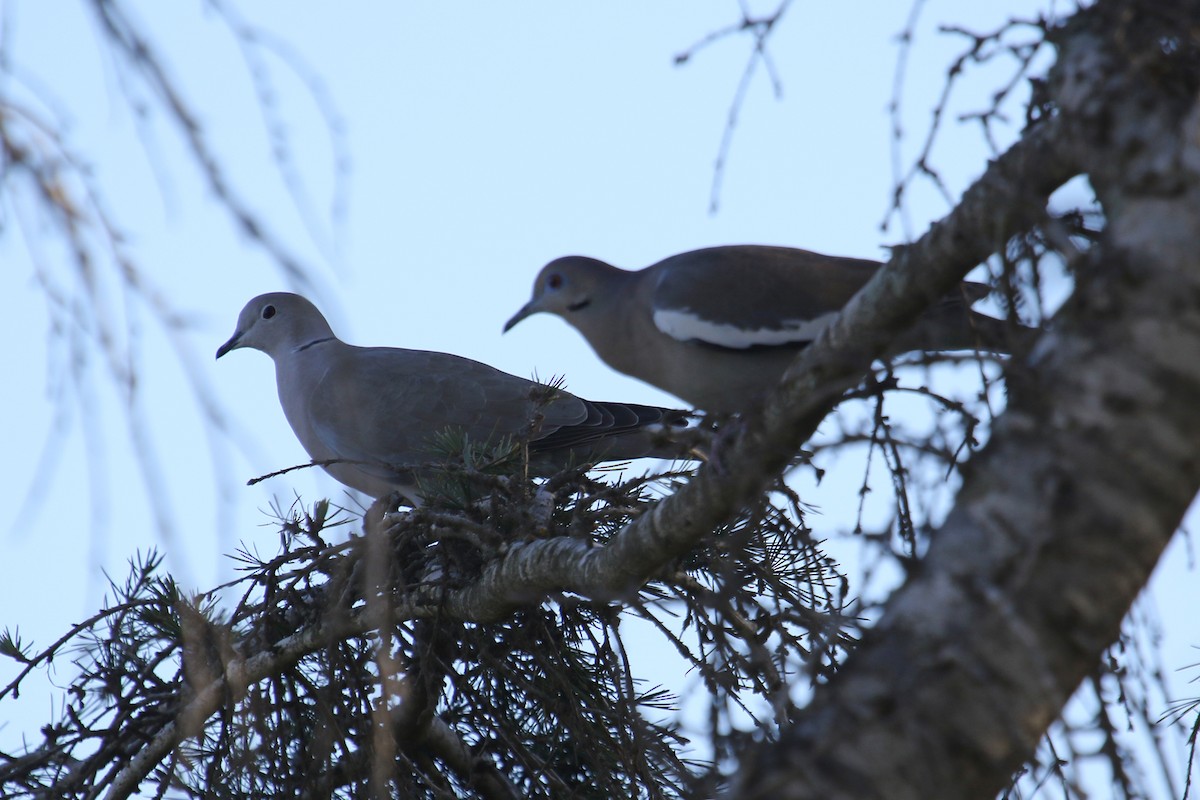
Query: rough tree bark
[[734, 2, 1200, 798]]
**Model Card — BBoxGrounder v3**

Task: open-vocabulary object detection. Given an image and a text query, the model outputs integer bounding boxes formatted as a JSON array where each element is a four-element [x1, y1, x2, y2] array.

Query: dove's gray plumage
[[218, 293, 685, 503]]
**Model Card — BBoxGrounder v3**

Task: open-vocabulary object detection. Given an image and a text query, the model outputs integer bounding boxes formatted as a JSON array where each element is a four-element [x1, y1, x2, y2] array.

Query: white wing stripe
[[653, 308, 836, 349]]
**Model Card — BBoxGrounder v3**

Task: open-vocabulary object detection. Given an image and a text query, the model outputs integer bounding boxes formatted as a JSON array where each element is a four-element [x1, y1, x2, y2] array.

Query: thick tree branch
[[733, 3, 1200, 797]]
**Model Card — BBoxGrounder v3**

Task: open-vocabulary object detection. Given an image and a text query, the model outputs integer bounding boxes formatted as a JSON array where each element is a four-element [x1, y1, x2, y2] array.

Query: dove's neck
[[273, 339, 339, 469], [295, 336, 336, 353]]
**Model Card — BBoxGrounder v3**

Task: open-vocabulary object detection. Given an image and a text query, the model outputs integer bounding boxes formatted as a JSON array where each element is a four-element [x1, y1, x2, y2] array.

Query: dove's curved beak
[[216, 331, 243, 359], [503, 300, 540, 333]]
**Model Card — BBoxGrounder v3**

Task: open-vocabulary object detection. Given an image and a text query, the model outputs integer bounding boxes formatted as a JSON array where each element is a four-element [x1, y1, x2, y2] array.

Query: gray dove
[[217, 293, 687, 504]]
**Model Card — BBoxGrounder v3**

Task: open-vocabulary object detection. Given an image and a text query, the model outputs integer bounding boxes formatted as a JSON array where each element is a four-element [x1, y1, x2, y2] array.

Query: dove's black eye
[[262, 305, 277, 320]]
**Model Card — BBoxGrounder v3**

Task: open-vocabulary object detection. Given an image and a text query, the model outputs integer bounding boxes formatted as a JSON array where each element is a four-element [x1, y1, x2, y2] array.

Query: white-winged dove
[[217, 293, 687, 504], [504, 245, 1020, 413]]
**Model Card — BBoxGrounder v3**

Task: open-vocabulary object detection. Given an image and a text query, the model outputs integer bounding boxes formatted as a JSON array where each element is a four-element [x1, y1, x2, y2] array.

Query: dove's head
[[503, 256, 626, 334], [216, 292, 335, 360]]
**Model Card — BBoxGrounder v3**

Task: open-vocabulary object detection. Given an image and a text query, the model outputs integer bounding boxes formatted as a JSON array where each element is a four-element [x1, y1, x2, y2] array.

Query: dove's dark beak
[[216, 331, 243, 359], [503, 300, 540, 333]]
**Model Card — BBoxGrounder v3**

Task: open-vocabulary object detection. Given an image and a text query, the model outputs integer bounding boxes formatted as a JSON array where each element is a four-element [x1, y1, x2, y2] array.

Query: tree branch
[[733, 2, 1200, 797], [104, 604, 381, 799]]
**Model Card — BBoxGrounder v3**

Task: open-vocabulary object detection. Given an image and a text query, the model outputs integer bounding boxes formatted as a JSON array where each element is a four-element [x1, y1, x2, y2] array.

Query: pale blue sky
[[1, 2, 1193, 790]]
